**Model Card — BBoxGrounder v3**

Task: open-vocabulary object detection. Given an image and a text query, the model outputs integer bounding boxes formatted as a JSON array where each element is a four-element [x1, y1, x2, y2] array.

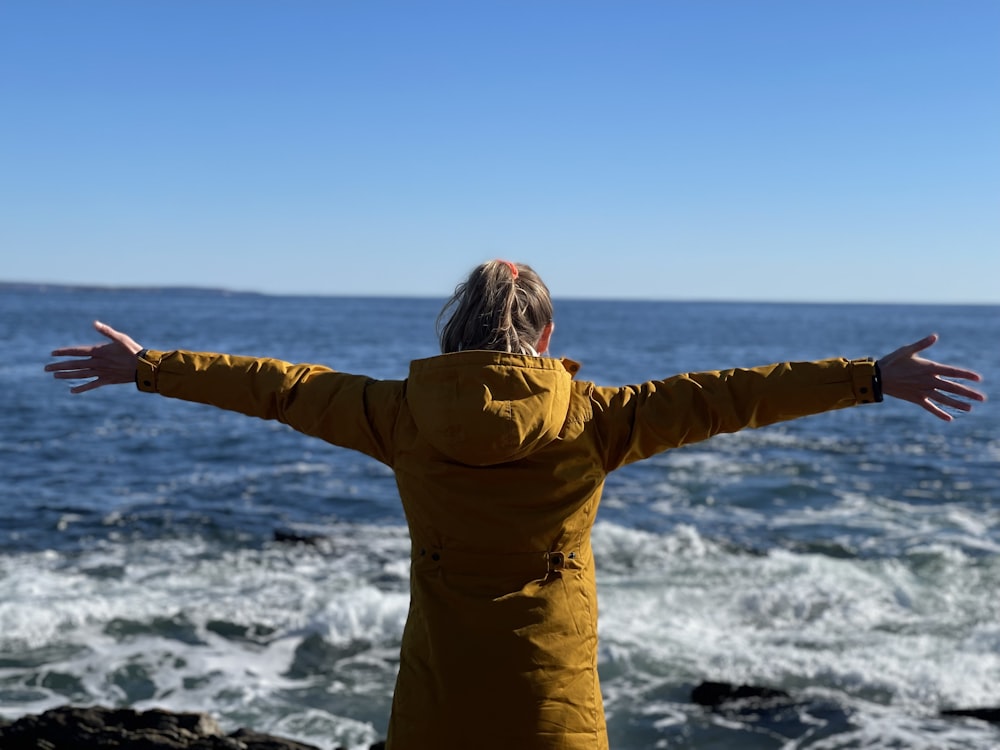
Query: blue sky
[[2, 1, 998, 303]]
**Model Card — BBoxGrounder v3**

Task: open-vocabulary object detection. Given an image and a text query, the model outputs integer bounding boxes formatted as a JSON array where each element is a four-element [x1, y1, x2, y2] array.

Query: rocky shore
[[690, 681, 1000, 726], [0, 705, 385, 750], [2, 686, 996, 749]]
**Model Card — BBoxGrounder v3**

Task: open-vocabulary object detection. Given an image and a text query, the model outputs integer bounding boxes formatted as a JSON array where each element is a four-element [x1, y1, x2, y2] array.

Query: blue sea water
[[1, 287, 998, 749]]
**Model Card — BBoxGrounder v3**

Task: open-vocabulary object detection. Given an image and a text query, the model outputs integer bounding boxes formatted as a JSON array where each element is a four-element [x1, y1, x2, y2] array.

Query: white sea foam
[[0, 529, 413, 748], [594, 523, 1000, 747], [3, 518, 998, 748]]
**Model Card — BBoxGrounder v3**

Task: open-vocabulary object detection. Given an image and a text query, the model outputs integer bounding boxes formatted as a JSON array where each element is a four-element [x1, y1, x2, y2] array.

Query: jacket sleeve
[[590, 357, 880, 472], [135, 349, 403, 466]]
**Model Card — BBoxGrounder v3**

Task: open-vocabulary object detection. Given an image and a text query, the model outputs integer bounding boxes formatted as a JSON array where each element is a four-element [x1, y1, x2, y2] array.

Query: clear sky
[[2, 1, 998, 303]]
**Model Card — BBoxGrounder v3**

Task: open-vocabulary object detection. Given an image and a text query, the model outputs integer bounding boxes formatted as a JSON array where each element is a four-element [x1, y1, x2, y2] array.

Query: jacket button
[[431, 553, 440, 561]]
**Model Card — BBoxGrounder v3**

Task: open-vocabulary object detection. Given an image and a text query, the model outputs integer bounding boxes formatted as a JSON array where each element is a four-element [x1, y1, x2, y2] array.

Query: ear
[[536, 321, 554, 354]]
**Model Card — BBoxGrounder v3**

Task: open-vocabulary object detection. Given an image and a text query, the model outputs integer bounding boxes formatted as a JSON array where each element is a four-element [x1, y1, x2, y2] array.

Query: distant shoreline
[[0, 280, 262, 296], [2, 280, 996, 307]]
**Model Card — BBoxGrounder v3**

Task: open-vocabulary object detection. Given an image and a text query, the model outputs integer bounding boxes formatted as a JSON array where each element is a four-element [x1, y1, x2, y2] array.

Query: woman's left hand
[[877, 333, 986, 420]]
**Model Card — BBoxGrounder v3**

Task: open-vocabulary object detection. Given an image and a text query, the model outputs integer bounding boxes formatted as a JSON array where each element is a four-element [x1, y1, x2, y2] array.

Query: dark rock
[[286, 633, 372, 679], [105, 614, 205, 646], [0, 705, 387, 749], [691, 680, 793, 708], [229, 727, 323, 749], [205, 619, 277, 645], [0, 705, 234, 749], [273, 530, 325, 546], [941, 707, 1000, 725]]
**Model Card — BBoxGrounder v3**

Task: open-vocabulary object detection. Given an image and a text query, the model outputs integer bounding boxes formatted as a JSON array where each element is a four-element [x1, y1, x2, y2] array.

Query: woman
[[46, 260, 985, 749]]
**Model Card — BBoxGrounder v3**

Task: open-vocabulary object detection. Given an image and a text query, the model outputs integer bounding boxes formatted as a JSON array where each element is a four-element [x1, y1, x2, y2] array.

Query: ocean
[[1, 287, 998, 749]]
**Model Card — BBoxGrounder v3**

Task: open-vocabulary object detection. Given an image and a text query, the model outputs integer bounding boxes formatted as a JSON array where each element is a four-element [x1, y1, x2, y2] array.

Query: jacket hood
[[407, 351, 580, 467]]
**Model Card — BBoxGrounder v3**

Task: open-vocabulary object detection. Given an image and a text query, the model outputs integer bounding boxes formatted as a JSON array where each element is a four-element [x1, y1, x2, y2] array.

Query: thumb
[[902, 333, 939, 357], [880, 333, 938, 367], [94, 320, 124, 344], [93, 320, 142, 354]]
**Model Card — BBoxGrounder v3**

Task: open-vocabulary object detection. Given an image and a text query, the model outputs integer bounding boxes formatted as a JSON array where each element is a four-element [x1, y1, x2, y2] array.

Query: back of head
[[437, 260, 553, 355]]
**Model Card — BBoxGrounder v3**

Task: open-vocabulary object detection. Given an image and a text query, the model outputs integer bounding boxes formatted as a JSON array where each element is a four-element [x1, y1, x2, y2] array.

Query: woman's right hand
[[45, 321, 145, 394]]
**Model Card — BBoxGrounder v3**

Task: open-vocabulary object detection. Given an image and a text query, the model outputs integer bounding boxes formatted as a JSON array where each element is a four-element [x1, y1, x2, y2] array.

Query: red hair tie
[[500, 260, 518, 279]]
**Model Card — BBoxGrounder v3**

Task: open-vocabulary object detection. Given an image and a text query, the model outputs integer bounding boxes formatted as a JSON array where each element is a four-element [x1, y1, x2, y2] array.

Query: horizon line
[[2, 279, 997, 308]]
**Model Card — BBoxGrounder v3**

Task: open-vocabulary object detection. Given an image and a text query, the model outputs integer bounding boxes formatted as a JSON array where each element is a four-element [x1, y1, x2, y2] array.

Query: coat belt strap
[[411, 539, 586, 577]]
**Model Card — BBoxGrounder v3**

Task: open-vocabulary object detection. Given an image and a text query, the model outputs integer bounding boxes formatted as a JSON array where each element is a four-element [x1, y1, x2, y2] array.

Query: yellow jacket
[[136, 349, 879, 749]]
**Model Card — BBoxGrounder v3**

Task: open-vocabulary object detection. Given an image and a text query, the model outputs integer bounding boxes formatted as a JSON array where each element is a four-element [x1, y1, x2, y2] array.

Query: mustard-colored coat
[[136, 349, 878, 749]]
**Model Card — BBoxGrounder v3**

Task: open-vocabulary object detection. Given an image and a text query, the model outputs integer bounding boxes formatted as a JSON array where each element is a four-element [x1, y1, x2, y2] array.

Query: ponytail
[[437, 260, 554, 355]]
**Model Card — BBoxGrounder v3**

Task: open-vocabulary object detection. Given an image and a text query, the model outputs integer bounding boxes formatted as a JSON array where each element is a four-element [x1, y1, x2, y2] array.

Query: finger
[[45, 359, 97, 372], [69, 379, 105, 394], [51, 369, 98, 380], [52, 369, 116, 381], [928, 392, 974, 412], [926, 364, 984, 383], [920, 398, 953, 422], [934, 378, 987, 402], [50, 346, 101, 357]]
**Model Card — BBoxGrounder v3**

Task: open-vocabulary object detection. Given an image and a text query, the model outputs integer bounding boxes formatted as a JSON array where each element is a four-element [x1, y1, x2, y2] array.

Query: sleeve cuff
[[135, 349, 163, 393], [850, 358, 883, 404]]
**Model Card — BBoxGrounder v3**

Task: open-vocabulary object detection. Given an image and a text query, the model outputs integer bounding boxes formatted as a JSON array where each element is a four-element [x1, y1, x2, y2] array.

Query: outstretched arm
[[877, 333, 985, 421], [593, 333, 985, 470], [45, 321, 143, 393], [45, 321, 403, 464]]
